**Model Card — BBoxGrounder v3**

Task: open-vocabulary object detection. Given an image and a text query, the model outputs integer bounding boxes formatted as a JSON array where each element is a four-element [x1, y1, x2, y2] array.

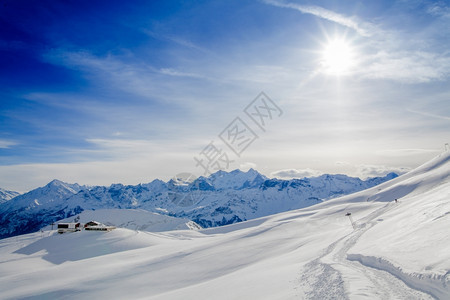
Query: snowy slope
[[0, 170, 397, 239], [45, 209, 202, 232], [0, 151, 448, 299], [0, 188, 20, 204]]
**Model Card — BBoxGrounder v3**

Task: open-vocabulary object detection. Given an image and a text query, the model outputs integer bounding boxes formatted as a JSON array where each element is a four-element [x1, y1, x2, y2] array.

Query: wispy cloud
[[407, 109, 450, 121], [271, 168, 323, 179], [41, 48, 266, 132], [356, 164, 411, 179], [159, 68, 203, 78], [44, 50, 159, 96], [264, 0, 450, 83], [239, 162, 257, 171], [43, 49, 207, 105], [427, 2, 450, 18], [85, 138, 163, 155], [376, 148, 442, 157], [358, 50, 450, 83], [0, 140, 17, 149], [263, 0, 371, 36], [0, 155, 193, 192], [143, 29, 209, 53]]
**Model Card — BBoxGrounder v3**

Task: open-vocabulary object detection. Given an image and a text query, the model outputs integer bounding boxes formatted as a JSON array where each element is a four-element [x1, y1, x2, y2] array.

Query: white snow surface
[[0, 151, 449, 299]]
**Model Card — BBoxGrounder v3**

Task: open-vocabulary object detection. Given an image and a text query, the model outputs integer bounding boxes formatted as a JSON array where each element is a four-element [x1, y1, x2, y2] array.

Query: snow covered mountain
[[0, 188, 20, 204], [0, 180, 85, 239], [0, 170, 397, 239], [0, 151, 448, 299], [170, 171, 398, 227]]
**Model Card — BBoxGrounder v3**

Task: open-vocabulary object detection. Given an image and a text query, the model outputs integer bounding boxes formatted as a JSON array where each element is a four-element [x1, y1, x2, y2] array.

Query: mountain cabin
[[84, 221, 116, 231], [57, 222, 81, 234]]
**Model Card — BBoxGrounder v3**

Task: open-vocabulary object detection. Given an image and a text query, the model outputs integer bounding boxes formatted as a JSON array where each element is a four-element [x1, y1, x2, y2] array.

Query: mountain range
[[0, 169, 398, 239]]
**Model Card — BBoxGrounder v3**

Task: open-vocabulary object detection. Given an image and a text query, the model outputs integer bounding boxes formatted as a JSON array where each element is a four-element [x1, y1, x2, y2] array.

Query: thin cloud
[[358, 50, 450, 83], [86, 138, 156, 149], [43, 49, 222, 103], [271, 168, 323, 179], [0, 140, 17, 149], [43, 50, 186, 103], [376, 148, 442, 157], [159, 68, 203, 78], [263, 0, 371, 36], [85, 138, 187, 159], [239, 162, 257, 172], [143, 29, 210, 53], [263, 1, 450, 83], [407, 109, 450, 121], [427, 2, 450, 18], [0, 154, 195, 192], [356, 164, 411, 179]]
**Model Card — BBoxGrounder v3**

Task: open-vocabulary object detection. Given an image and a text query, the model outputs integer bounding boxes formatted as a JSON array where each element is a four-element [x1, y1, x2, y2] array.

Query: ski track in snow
[[299, 203, 434, 299]]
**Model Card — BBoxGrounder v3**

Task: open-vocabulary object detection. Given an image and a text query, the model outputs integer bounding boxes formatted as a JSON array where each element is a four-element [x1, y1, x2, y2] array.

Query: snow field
[[0, 151, 449, 299]]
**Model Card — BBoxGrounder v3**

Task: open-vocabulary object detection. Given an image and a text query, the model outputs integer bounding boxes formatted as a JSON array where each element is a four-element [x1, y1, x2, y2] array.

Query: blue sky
[[1, 0, 449, 191]]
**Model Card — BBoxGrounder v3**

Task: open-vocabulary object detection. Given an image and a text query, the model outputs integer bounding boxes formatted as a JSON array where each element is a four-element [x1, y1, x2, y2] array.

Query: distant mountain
[[0, 188, 20, 204], [0, 170, 398, 239], [207, 168, 268, 190], [180, 171, 399, 227]]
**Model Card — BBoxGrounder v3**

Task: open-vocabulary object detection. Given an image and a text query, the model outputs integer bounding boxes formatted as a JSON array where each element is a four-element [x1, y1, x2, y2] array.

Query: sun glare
[[321, 38, 355, 75]]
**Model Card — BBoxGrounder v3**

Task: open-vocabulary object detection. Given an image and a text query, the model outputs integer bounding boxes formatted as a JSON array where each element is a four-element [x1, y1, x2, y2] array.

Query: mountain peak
[[205, 168, 266, 190], [245, 168, 259, 175], [47, 179, 66, 187], [210, 168, 262, 177], [41, 179, 84, 196], [229, 169, 245, 175]]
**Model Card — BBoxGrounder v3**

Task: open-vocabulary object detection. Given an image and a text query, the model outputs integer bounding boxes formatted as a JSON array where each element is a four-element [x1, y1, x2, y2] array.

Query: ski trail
[[298, 203, 434, 299], [299, 236, 349, 299]]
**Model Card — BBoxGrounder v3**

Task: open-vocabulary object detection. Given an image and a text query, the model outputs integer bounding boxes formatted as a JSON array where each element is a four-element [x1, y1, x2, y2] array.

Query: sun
[[321, 38, 355, 75]]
